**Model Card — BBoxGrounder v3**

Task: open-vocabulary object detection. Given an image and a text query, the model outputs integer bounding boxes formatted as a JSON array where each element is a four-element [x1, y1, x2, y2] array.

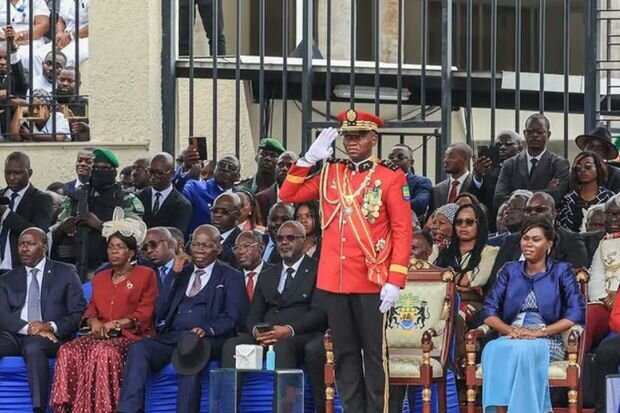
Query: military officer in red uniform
[[280, 109, 412, 412]]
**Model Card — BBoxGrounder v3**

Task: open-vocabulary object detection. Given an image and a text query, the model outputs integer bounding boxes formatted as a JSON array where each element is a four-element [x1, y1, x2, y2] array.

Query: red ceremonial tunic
[[280, 160, 412, 294]]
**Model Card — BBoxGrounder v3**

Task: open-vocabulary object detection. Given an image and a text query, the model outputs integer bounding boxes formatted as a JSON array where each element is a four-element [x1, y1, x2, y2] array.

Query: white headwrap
[[101, 207, 147, 245]]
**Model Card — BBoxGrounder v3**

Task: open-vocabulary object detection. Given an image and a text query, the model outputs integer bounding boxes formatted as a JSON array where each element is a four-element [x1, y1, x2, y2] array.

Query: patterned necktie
[[159, 265, 169, 283], [152, 192, 162, 215], [0, 192, 19, 261], [27, 268, 42, 322], [282, 267, 295, 294], [447, 180, 460, 203], [529, 158, 538, 178], [188, 269, 205, 297], [246, 271, 256, 300]]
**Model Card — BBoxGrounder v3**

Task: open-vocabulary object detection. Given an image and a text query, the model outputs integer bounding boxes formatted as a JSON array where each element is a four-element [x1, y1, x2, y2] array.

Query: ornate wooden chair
[[464, 268, 589, 413], [324, 258, 457, 413]]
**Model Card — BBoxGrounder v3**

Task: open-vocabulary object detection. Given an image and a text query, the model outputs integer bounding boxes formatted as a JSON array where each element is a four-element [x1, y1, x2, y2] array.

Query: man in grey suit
[[429, 143, 476, 216], [494, 113, 570, 209]]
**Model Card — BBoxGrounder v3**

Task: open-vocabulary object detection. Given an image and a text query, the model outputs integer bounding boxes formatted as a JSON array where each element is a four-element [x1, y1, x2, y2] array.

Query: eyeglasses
[[141, 239, 167, 252], [232, 242, 260, 253], [276, 235, 305, 243], [455, 218, 477, 227], [148, 168, 171, 177], [216, 161, 239, 173], [190, 241, 218, 250], [525, 205, 549, 214], [574, 163, 596, 172]]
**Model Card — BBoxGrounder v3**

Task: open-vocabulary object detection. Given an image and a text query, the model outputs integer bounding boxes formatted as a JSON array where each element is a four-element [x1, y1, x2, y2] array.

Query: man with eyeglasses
[[210, 192, 242, 269], [487, 191, 587, 291], [53, 148, 144, 278], [494, 113, 570, 209], [263, 202, 295, 265], [487, 190, 532, 247], [389, 143, 432, 220], [237, 137, 286, 194], [119, 224, 248, 413], [232, 230, 266, 302], [137, 153, 192, 234], [182, 154, 241, 235], [280, 109, 412, 412], [220, 221, 327, 411], [472, 130, 523, 231], [255, 150, 299, 226]]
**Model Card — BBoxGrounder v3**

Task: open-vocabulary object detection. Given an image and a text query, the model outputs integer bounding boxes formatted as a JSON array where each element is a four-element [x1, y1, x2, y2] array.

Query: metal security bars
[[0, 0, 89, 143], [166, 0, 601, 180]]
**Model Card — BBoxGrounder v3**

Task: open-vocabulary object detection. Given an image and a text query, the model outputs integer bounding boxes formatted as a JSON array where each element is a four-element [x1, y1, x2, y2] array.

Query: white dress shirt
[[185, 262, 215, 296], [277, 255, 304, 294], [1, 184, 30, 270], [151, 185, 173, 211], [18, 257, 57, 334], [526, 149, 546, 174], [220, 228, 235, 245], [244, 261, 264, 287], [447, 171, 470, 202]]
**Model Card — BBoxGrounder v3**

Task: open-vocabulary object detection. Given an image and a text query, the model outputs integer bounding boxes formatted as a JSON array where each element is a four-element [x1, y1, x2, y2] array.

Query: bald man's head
[[525, 192, 556, 223], [444, 143, 472, 176], [211, 193, 241, 232], [191, 224, 222, 267], [214, 155, 241, 190], [18, 228, 47, 267], [144, 227, 176, 265]]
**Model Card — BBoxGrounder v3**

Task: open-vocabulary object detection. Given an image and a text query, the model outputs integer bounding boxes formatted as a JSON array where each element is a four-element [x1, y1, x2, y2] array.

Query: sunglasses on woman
[[455, 218, 477, 227]]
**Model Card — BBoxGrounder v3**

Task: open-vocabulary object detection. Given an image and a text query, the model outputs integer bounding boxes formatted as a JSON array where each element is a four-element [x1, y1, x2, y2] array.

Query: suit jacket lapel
[[158, 189, 177, 214], [517, 153, 530, 184], [15, 186, 35, 214], [438, 181, 449, 204], [17, 266, 27, 310], [143, 188, 153, 215], [40, 260, 53, 315], [280, 256, 310, 301], [461, 174, 472, 194], [202, 262, 222, 308]]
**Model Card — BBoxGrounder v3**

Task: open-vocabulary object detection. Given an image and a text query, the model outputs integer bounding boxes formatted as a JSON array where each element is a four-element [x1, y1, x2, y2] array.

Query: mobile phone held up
[[477, 145, 500, 168], [188, 136, 208, 160]]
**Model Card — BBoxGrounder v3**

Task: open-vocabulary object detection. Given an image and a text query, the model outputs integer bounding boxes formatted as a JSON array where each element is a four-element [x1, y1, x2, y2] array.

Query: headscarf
[[434, 203, 459, 224]]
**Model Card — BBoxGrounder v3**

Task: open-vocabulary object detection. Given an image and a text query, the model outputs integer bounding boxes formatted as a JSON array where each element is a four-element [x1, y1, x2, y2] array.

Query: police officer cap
[[258, 137, 286, 155], [93, 148, 120, 168]]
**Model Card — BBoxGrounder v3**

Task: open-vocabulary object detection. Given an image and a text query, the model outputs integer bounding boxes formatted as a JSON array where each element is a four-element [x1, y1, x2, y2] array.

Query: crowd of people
[[0, 109, 619, 413]]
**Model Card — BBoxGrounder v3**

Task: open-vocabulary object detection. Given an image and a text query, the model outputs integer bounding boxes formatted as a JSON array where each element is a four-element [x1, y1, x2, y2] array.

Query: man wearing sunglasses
[[137, 153, 193, 234], [182, 154, 241, 235], [487, 191, 588, 290], [210, 193, 242, 269], [280, 109, 412, 412], [220, 220, 327, 411]]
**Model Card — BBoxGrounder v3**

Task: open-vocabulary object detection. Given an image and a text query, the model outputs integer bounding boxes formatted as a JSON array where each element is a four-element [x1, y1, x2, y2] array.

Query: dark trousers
[[118, 331, 223, 413], [0, 331, 61, 411], [221, 332, 326, 412], [327, 292, 388, 413], [178, 0, 226, 56], [593, 335, 620, 413]]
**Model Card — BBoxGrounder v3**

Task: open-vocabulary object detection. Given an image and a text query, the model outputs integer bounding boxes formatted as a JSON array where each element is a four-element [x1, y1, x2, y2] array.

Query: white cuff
[[472, 175, 483, 188], [17, 322, 28, 335], [49, 322, 58, 333], [296, 158, 314, 168]]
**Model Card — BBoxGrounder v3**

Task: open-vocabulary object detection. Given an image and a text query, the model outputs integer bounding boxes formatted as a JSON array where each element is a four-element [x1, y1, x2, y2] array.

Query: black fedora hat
[[575, 126, 619, 160], [172, 332, 211, 375]]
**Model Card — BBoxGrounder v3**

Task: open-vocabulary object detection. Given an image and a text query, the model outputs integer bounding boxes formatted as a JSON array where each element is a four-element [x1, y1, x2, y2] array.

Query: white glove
[[301, 127, 339, 165], [379, 283, 400, 313]]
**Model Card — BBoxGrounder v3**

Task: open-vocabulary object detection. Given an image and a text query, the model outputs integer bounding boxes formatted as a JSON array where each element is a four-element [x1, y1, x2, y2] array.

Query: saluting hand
[[302, 127, 339, 164]]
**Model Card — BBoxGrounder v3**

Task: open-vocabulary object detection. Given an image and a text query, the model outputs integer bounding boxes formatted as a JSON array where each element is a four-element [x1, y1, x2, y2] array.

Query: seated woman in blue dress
[[479, 216, 585, 413]]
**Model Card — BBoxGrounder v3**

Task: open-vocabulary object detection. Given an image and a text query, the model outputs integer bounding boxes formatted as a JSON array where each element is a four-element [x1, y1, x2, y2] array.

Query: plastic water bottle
[[266, 345, 276, 370]]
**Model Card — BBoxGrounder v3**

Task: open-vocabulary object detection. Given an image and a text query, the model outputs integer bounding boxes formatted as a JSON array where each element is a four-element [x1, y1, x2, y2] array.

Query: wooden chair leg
[[422, 386, 432, 413], [466, 386, 477, 413], [567, 388, 579, 413], [438, 381, 447, 413]]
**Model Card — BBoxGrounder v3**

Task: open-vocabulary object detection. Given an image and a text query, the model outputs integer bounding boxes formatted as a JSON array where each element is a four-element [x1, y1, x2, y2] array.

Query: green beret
[[93, 148, 120, 168], [258, 137, 285, 155]]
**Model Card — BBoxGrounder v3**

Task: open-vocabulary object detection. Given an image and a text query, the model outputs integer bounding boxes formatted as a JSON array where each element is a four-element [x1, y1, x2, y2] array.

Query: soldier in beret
[[53, 148, 144, 279], [280, 109, 412, 412], [237, 137, 286, 194]]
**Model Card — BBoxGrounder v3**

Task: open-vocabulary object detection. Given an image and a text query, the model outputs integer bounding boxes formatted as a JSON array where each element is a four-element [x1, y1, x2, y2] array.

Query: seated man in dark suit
[[211, 192, 242, 269], [255, 151, 298, 225], [63, 149, 93, 197], [262, 202, 295, 265], [0, 228, 85, 413], [494, 114, 570, 208], [221, 221, 327, 411], [389, 144, 433, 220], [137, 153, 193, 234], [487, 192, 588, 290], [0, 151, 53, 272], [119, 225, 248, 413], [233, 229, 267, 303]]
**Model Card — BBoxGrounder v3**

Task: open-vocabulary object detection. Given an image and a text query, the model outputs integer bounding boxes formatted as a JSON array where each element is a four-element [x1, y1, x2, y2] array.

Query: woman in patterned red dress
[[50, 209, 157, 413]]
